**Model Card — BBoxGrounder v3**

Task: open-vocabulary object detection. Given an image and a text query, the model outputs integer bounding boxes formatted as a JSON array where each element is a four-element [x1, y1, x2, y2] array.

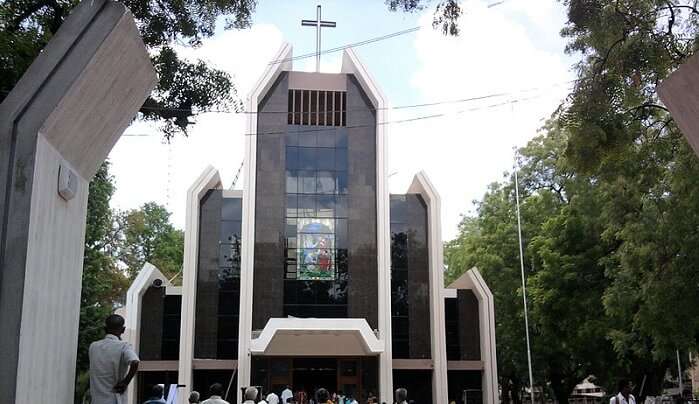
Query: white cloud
[[387, 0, 573, 240]]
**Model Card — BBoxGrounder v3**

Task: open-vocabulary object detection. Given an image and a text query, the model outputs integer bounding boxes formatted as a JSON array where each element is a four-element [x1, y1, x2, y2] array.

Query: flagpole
[[514, 150, 536, 403]]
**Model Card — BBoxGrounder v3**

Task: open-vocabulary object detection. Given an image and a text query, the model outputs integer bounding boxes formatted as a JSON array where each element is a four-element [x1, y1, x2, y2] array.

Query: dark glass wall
[[393, 370, 433, 404], [253, 73, 378, 329], [444, 291, 481, 361], [252, 72, 288, 329], [136, 371, 178, 403], [194, 190, 242, 359], [447, 370, 482, 404], [389, 194, 431, 359], [139, 288, 181, 360]]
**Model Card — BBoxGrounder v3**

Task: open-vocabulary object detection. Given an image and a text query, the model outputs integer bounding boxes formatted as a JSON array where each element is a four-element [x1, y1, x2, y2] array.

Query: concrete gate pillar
[[0, 0, 155, 401]]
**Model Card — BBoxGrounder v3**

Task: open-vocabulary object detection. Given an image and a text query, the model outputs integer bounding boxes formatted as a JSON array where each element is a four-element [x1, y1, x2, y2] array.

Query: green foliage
[[118, 202, 184, 281], [446, 2, 699, 401]]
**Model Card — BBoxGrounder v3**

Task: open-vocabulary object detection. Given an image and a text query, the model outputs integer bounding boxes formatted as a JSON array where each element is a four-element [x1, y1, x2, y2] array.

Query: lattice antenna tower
[[229, 160, 244, 189]]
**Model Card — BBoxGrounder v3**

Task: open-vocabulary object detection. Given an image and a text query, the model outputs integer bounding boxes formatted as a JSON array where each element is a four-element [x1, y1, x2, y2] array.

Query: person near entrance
[[610, 379, 636, 404], [315, 388, 333, 404], [201, 383, 230, 404], [242, 387, 259, 404], [88, 314, 140, 404], [143, 385, 167, 404], [394, 388, 408, 404], [282, 385, 294, 404]]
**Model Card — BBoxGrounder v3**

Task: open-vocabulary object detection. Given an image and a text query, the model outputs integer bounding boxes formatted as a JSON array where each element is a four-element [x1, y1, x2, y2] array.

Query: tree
[[446, 122, 624, 403], [118, 202, 184, 280], [559, 0, 699, 394]]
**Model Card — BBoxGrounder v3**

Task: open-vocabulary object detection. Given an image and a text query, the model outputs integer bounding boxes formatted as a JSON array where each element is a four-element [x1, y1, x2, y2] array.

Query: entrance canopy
[[250, 318, 384, 356]]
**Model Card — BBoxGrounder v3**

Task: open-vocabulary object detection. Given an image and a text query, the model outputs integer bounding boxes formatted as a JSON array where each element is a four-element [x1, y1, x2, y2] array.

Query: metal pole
[[677, 350, 684, 396], [315, 5, 321, 72], [514, 152, 536, 403]]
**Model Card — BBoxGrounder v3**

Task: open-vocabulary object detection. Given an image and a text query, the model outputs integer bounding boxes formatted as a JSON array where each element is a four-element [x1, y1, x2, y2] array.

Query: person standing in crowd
[[336, 390, 345, 404], [315, 388, 333, 404], [610, 379, 636, 404], [201, 383, 229, 404], [394, 388, 408, 404], [243, 387, 259, 404], [88, 314, 140, 404], [281, 385, 294, 404], [345, 395, 358, 404], [188, 391, 201, 403], [295, 389, 307, 404], [266, 392, 280, 404], [143, 385, 167, 404]]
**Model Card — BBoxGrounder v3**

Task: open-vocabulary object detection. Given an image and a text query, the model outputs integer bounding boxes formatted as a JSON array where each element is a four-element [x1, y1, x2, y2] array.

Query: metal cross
[[302, 5, 336, 72]]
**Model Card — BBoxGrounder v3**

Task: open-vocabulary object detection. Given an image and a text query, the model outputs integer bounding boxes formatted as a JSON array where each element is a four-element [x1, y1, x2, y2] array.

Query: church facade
[[123, 44, 498, 404]]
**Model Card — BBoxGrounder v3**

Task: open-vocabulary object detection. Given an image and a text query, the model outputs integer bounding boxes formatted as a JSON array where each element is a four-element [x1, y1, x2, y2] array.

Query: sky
[[109, 0, 578, 240]]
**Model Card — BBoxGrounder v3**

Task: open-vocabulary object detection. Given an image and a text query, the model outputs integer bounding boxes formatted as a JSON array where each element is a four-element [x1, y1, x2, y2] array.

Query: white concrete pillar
[[0, 1, 155, 401]]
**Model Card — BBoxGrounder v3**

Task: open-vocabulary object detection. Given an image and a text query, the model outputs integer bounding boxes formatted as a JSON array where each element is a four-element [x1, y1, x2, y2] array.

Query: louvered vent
[[288, 89, 346, 126]]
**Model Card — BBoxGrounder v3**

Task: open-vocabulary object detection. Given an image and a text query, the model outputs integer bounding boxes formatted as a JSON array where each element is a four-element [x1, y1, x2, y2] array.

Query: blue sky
[[111, 0, 579, 240]]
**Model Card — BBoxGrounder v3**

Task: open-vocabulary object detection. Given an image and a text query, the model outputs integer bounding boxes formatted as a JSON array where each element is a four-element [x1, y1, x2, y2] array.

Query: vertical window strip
[[341, 92, 347, 127]]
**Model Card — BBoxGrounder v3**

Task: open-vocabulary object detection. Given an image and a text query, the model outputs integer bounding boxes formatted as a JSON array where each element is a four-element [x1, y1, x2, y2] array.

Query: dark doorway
[[293, 358, 337, 396]]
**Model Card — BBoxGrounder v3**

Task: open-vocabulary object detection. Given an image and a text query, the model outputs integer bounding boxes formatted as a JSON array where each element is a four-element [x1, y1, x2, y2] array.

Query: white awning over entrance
[[250, 318, 384, 356]]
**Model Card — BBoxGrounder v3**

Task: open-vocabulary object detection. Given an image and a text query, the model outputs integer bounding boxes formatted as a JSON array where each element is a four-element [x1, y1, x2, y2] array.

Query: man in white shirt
[[88, 314, 140, 404], [610, 379, 636, 404], [201, 384, 230, 404], [395, 388, 408, 404], [281, 385, 293, 404]]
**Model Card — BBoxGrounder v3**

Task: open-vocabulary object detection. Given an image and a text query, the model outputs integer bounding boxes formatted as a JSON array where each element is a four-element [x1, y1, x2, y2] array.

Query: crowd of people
[[87, 314, 412, 404]]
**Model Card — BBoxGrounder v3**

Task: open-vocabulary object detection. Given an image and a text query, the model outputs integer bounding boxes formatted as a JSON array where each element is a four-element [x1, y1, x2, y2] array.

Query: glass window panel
[[286, 129, 299, 146], [335, 196, 347, 218], [286, 170, 298, 194], [341, 92, 347, 125], [334, 92, 341, 125], [316, 127, 336, 147], [317, 195, 335, 218], [288, 90, 293, 124], [299, 131, 316, 147], [300, 171, 316, 194], [286, 218, 297, 235], [294, 90, 302, 124], [336, 218, 348, 249], [298, 195, 316, 217], [336, 171, 348, 194], [220, 220, 241, 243], [297, 281, 315, 304], [335, 148, 348, 170], [317, 171, 335, 194], [286, 237, 297, 248], [286, 194, 297, 217], [286, 147, 298, 170], [221, 198, 242, 220], [310, 90, 318, 125], [319, 91, 327, 126], [317, 149, 335, 170], [302, 90, 310, 125], [336, 128, 348, 148], [298, 147, 316, 170]]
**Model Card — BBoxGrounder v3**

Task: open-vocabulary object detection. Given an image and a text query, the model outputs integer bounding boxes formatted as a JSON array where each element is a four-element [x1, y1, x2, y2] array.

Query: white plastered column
[[237, 42, 293, 404], [407, 172, 449, 404], [177, 166, 222, 404]]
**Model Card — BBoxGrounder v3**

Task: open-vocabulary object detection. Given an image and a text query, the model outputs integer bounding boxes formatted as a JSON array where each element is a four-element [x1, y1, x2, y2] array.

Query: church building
[[123, 41, 498, 404]]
